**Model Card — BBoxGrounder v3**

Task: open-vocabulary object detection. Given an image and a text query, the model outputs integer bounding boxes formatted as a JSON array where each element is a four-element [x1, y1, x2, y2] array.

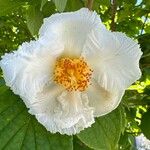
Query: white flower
[[0, 8, 142, 135], [136, 134, 150, 150]]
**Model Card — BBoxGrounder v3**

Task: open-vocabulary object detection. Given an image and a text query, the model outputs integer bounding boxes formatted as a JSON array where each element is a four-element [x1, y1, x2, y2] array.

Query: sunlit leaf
[[0, 0, 25, 16]]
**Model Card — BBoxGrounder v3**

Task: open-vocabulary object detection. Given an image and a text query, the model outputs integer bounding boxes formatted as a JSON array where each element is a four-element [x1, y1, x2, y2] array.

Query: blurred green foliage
[[0, 0, 150, 149]]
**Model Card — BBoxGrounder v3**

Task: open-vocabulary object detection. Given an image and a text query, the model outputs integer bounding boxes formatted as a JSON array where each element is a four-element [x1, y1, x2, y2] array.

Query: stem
[[140, 13, 149, 35], [126, 99, 150, 106], [141, 53, 150, 58], [86, 0, 94, 10], [110, 0, 117, 31]]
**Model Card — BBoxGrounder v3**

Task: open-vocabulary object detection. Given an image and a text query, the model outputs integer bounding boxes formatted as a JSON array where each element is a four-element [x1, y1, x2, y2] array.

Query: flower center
[[54, 57, 93, 91]]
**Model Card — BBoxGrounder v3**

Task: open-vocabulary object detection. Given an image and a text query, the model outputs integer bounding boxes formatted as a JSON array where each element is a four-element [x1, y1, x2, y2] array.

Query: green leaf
[[0, 78, 8, 95], [0, 88, 73, 149], [0, 0, 25, 16], [40, 0, 48, 11], [77, 106, 126, 150], [65, 0, 84, 11], [73, 136, 91, 150], [42, 1, 56, 18], [118, 132, 137, 150], [0, 77, 5, 86], [138, 33, 150, 67], [140, 110, 150, 140], [53, 0, 68, 12], [26, 5, 43, 36]]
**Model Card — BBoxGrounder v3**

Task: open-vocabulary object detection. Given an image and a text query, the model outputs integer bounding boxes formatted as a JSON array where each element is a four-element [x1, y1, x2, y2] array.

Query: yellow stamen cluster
[[54, 57, 93, 91]]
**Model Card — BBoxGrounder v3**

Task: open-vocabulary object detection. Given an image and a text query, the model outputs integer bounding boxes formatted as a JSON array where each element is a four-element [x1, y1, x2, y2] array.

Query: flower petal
[[0, 35, 64, 101], [39, 8, 105, 56], [86, 79, 124, 117], [82, 29, 142, 91], [29, 84, 94, 135]]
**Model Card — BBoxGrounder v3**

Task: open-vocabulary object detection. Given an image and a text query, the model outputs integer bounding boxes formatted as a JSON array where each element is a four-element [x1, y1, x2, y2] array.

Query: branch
[[110, 0, 117, 31], [86, 0, 94, 11]]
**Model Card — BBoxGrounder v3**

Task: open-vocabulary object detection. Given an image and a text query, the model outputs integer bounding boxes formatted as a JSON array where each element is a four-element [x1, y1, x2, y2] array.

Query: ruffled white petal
[[29, 84, 94, 135], [0, 35, 64, 104], [82, 29, 142, 91], [0, 8, 143, 135], [86, 79, 124, 117], [39, 8, 105, 56]]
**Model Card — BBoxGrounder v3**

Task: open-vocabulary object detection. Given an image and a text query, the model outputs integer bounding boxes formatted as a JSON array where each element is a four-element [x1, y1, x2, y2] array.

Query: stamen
[[53, 57, 93, 91]]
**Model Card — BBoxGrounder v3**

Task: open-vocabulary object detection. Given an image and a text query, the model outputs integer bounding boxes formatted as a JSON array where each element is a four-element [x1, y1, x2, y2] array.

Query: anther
[[53, 57, 93, 91]]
